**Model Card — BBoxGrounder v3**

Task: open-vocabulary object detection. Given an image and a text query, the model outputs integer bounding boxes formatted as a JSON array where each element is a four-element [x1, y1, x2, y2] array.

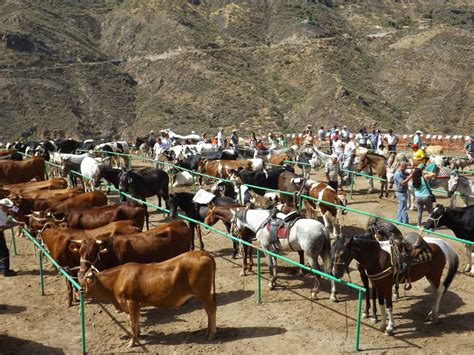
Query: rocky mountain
[[0, 0, 472, 141]]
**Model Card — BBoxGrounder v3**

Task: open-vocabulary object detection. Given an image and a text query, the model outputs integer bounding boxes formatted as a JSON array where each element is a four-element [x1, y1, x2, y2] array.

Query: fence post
[[80, 290, 86, 354], [355, 290, 362, 351], [257, 249, 262, 304], [10, 228, 17, 256], [38, 250, 45, 296], [192, 174, 196, 193]]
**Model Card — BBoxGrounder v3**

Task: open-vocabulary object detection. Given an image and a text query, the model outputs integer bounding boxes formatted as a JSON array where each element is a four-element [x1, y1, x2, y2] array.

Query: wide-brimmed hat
[[0, 198, 14, 208], [415, 130, 422, 134]]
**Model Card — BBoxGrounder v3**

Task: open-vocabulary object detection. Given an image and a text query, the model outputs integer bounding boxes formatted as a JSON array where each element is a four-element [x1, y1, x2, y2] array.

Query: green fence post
[[257, 249, 262, 304], [38, 250, 45, 296], [192, 174, 196, 193], [355, 290, 363, 351], [10, 228, 17, 256], [80, 290, 86, 354]]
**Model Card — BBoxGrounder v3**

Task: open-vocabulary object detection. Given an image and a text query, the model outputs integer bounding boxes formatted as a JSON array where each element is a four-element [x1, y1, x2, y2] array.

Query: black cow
[[201, 150, 238, 161], [82, 139, 104, 151], [424, 204, 474, 274], [166, 192, 240, 256], [176, 154, 203, 171], [119, 167, 169, 230], [56, 139, 81, 153], [232, 165, 294, 196]]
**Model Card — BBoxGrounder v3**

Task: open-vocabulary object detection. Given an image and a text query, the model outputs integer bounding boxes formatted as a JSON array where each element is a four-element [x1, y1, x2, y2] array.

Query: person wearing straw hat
[[465, 135, 474, 161], [0, 199, 19, 277], [413, 130, 423, 149]]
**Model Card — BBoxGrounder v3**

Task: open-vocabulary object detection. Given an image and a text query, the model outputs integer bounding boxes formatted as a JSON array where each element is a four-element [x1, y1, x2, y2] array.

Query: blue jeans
[[396, 192, 409, 224]]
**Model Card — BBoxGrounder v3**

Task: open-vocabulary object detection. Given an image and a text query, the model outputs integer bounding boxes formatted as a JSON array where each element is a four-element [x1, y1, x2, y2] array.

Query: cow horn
[[71, 239, 83, 244], [95, 240, 103, 245]]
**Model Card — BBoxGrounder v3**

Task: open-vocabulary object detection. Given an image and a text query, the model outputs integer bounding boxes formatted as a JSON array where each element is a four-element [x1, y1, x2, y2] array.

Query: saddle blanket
[[380, 241, 433, 266], [265, 223, 289, 239]]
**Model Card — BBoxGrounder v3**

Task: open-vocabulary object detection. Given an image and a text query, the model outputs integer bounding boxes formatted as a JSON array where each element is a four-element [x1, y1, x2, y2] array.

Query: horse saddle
[[401, 233, 429, 260], [266, 211, 301, 242]]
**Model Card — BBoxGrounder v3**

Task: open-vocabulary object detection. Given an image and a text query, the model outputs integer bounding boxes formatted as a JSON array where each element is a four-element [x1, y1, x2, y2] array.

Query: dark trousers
[[328, 180, 338, 192], [0, 231, 10, 271]]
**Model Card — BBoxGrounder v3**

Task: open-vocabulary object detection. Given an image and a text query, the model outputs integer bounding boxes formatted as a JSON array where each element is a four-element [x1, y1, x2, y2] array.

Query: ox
[[79, 251, 216, 347], [70, 220, 192, 277], [29, 202, 145, 232], [40, 220, 140, 306], [0, 156, 45, 184], [46, 191, 108, 215]]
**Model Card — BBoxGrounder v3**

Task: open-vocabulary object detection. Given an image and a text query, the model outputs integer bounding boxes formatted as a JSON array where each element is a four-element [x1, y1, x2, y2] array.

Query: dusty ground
[[1, 164, 473, 354]]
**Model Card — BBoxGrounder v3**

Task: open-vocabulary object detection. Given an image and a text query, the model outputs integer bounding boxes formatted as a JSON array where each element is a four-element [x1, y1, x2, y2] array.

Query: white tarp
[[192, 189, 216, 205]]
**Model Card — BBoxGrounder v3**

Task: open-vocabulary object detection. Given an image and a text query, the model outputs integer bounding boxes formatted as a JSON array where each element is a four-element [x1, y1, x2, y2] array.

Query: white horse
[[230, 208, 337, 301], [448, 172, 474, 206], [80, 156, 108, 191]]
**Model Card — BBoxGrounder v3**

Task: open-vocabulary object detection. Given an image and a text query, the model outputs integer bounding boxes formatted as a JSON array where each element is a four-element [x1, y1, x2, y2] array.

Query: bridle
[[427, 212, 444, 228]]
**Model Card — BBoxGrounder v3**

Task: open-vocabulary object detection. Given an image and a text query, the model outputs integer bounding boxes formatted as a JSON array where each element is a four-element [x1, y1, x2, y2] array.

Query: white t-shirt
[[217, 131, 224, 147], [385, 134, 398, 146], [341, 129, 350, 139], [333, 140, 344, 155], [344, 140, 356, 155]]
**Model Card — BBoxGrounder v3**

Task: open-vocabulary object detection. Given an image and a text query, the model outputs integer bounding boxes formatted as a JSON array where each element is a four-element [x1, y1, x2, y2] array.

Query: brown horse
[[331, 235, 458, 335], [204, 205, 254, 276], [356, 152, 388, 198]]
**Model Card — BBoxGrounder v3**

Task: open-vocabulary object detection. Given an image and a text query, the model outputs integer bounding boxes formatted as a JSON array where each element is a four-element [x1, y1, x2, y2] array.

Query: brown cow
[[41, 220, 140, 306], [2, 178, 68, 195], [0, 149, 18, 160], [199, 159, 252, 183], [270, 154, 290, 166], [79, 251, 216, 347], [29, 202, 145, 232], [0, 156, 45, 184], [70, 220, 192, 277], [303, 181, 347, 237], [20, 187, 83, 200], [47, 191, 108, 215]]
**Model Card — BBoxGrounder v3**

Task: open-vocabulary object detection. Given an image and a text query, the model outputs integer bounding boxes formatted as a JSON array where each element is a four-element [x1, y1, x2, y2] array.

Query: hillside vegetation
[[0, 0, 472, 141]]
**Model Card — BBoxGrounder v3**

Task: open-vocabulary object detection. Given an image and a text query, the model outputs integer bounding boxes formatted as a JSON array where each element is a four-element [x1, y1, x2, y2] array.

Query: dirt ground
[[1, 165, 473, 354]]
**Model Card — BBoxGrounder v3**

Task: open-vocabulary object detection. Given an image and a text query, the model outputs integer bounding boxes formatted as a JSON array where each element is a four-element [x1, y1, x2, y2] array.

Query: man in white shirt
[[355, 128, 368, 148], [0, 199, 19, 277], [342, 136, 356, 182], [217, 128, 225, 149], [341, 126, 350, 140], [332, 135, 345, 161], [384, 129, 398, 153]]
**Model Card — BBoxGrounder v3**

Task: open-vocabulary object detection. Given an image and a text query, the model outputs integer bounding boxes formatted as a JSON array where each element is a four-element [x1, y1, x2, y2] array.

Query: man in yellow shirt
[[410, 143, 426, 166]]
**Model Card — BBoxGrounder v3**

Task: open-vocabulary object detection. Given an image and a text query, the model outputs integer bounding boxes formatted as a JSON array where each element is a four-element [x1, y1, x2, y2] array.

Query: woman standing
[[407, 165, 436, 227]]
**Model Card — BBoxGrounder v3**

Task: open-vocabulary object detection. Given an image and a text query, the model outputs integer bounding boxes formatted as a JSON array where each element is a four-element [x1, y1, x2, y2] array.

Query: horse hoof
[[311, 291, 318, 300], [232, 253, 238, 260], [393, 294, 399, 302], [432, 317, 440, 325], [329, 295, 338, 303], [379, 324, 387, 332], [239, 271, 246, 277], [362, 312, 368, 320], [385, 328, 394, 336], [464, 265, 472, 273], [371, 317, 378, 324], [268, 283, 275, 290]]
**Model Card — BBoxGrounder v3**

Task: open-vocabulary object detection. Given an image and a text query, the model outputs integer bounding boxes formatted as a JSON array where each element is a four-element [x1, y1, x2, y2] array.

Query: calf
[[0, 156, 45, 184], [79, 251, 216, 347]]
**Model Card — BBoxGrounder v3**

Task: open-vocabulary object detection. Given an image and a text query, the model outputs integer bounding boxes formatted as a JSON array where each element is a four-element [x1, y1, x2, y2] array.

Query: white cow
[[172, 171, 194, 187], [80, 156, 104, 191]]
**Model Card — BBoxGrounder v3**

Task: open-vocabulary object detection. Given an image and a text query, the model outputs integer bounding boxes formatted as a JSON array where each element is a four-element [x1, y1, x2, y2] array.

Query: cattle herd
[[0, 135, 473, 349]]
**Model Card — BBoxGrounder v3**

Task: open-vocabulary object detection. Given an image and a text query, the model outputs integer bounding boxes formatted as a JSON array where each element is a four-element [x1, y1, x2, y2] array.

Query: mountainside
[[0, 0, 472, 141]]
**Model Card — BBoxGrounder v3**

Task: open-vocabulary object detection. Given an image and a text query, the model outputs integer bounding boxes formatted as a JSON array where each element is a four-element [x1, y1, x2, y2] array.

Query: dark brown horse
[[204, 205, 254, 276], [331, 235, 458, 335], [356, 151, 388, 198]]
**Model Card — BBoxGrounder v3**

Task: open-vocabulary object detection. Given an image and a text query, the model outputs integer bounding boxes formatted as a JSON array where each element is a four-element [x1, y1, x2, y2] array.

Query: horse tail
[[442, 243, 459, 293]]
